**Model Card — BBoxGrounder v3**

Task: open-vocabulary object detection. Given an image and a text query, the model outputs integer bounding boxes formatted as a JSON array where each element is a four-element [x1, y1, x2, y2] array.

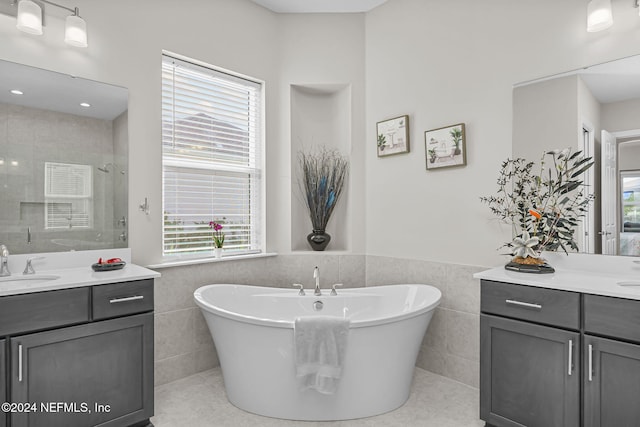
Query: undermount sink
[[0, 275, 61, 286], [617, 281, 640, 287]]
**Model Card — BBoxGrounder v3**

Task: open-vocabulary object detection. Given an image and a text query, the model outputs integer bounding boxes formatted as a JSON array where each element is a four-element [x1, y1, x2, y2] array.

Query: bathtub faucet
[[313, 266, 321, 296]]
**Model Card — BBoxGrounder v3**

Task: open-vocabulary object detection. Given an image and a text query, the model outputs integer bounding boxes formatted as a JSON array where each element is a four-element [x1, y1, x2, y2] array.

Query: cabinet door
[[0, 339, 5, 427], [10, 313, 153, 427], [584, 335, 640, 427], [480, 314, 580, 427]]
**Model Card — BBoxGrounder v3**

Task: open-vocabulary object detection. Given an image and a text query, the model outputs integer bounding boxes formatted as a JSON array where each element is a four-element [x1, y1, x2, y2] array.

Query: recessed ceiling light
[[0, 159, 4, 165], [10, 89, 23, 95], [10, 160, 18, 167], [80, 102, 91, 107]]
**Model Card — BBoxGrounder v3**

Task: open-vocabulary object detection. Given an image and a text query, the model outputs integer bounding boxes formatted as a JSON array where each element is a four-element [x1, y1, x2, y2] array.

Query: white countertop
[[0, 248, 160, 296], [474, 252, 640, 300], [0, 264, 160, 296]]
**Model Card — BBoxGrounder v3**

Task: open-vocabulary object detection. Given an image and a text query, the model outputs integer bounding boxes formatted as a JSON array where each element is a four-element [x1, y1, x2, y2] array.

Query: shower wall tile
[[1, 104, 116, 253]]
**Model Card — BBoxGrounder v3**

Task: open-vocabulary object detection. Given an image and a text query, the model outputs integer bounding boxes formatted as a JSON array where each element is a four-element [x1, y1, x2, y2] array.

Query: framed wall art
[[376, 115, 410, 157], [425, 123, 466, 170]]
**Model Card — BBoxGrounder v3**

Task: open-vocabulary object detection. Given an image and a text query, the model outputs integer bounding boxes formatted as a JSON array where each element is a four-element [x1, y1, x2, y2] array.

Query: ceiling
[[579, 54, 640, 104], [515, 54, 640, 105], [250, 0, 387, 13], [0, 59, 128, 121]]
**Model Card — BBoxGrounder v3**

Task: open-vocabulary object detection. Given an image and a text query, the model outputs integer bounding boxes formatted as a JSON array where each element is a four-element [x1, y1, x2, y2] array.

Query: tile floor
[[151, 367, 485, 427]]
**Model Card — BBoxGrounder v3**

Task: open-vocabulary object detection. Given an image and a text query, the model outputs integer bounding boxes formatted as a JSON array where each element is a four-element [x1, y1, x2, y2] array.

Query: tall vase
[[307, 229, 331, 251]]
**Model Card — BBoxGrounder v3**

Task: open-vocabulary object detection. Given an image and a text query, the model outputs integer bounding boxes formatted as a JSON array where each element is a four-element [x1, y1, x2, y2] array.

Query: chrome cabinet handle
[[109, 295, 144, 304], [18, 344, 23, 382], [588, 344, 593, 382], [568, 340, 573, 376], [505, 299, 542, 310]]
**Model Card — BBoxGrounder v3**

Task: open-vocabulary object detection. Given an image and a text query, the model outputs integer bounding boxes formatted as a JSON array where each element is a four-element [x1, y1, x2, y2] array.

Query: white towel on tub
[[294, 316, 350, 395]]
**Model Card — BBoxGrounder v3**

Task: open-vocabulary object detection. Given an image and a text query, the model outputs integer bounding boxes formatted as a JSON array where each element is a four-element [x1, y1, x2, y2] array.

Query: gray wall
[[601, 97, 640, 134], [512, 75, 579, 161]]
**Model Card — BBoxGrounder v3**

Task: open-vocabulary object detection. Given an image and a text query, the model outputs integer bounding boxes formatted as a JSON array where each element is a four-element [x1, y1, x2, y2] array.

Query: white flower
[[512, 231, 540, 258]]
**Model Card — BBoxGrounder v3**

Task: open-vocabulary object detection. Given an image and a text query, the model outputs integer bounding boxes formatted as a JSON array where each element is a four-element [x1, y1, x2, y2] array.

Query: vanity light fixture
[[14, 0, 88, 47], [587, 0, 614, 32], [16, 0, 42, 34]]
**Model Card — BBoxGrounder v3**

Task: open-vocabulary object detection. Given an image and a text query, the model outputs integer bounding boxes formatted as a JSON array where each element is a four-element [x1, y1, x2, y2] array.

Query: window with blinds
[[44, 162, 92, 229], [162, 54, 263, 258]]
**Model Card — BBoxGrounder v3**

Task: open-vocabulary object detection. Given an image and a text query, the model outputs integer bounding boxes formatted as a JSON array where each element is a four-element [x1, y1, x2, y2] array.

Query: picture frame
[[425, 123, 466, 170], [376, 115, 410, 157]]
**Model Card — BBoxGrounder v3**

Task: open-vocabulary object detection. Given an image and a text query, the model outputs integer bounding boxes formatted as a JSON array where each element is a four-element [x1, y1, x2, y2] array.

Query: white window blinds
[[44, 162, 92, 229], [162, 54, 263, 258]]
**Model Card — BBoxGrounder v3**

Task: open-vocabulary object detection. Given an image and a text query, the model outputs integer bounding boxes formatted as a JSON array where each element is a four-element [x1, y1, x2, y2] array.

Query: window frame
[[161, 51, 266, 260]]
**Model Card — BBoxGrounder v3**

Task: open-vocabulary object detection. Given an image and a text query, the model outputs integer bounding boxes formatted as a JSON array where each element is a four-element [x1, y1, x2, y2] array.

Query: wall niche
[[290, 84, 352, 252]]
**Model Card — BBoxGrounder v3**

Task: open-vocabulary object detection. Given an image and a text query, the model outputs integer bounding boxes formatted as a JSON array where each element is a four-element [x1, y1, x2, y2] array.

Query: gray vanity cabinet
[[0, 278, 154, 427], [480, 315, 580, 427], [583, 335, 640, 427], [480, 280, 581, 427], [10, 313, 153, 427], [481, 280, 640, 427], [583, 294, 640, 427], [1, 339, 5, 427]]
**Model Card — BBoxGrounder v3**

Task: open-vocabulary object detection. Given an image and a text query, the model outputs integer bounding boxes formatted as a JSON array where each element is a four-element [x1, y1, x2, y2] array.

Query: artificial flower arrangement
[[298, 147, 349, 250], [209, 221, 225, 249], [480, 148, 594, 271]]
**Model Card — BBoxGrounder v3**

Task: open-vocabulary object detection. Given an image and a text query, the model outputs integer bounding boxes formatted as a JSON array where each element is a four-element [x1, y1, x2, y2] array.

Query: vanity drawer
[[481, 280, 580, 329], [584, 294, 640, 343], [92, 279, 154, 320], [0, 287, 90, 335]]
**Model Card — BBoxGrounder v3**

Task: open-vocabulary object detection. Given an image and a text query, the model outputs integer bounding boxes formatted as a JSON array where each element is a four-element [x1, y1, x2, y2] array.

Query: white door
[[601, 129, 617, 255], [580, 123, 595, 253]]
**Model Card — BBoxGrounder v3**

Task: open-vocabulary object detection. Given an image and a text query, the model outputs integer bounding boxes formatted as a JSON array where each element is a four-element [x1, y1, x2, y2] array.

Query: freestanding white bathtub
[[194, 284, 441, 421]]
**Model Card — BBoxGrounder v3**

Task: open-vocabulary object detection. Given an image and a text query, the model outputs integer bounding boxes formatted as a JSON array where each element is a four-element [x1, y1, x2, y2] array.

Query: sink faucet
[[313, 266, 321, 296], [0, 244, 10, 277], [23, 256, 45, 275]]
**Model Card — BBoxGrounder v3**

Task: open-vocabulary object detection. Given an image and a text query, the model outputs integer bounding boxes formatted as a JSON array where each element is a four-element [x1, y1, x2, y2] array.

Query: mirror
[[0, 59, 129, 254], [513, 55, 640, 256]]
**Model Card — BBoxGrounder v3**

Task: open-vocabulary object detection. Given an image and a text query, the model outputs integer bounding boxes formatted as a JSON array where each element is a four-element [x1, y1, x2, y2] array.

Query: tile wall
[[153, 254, 485, 388], [0, 103, 125, 253], [366, 256, 485, 388]]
